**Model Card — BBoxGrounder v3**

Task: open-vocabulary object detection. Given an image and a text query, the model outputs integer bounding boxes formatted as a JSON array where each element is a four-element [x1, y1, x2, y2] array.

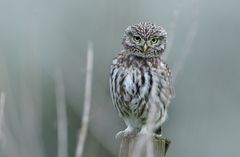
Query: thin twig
[[164, 8, 181, 60], [55, 70, 68, 157], [132, 135, 146, 157], [0, 92, 5, 130], [146, 135, 154, 157], [132, 103, 157, 157], [0, 92, 6, 145], [145, 104, 157, 157], [75, 42, 94, 157], [173, 0, 199, 81]]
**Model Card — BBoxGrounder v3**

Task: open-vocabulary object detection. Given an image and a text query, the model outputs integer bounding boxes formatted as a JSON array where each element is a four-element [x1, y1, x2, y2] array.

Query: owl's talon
[[153, 133, 162, 139], [115, 128, 138, 139], [115, 131, 125, 139]]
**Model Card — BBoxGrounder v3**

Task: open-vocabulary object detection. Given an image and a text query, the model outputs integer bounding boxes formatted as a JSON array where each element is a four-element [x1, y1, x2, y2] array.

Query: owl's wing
[[166, 68, 175, 98], [158, 62, 175, 107], [109, 53, 128, 118]]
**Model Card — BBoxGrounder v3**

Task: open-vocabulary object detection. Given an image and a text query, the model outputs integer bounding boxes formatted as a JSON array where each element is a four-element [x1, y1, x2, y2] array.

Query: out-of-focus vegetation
[[0, 0, 240, 157]]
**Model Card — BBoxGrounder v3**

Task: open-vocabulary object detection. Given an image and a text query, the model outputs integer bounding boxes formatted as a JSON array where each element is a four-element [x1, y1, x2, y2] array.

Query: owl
[[110, 22, 174, 138]]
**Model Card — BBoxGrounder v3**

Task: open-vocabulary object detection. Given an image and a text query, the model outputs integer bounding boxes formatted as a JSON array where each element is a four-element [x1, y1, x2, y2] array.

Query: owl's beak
[[143, 44, 148, 53]]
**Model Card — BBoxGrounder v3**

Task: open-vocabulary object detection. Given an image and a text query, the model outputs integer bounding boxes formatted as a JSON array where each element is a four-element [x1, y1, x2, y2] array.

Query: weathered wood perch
[[119, 134, 171, 157]]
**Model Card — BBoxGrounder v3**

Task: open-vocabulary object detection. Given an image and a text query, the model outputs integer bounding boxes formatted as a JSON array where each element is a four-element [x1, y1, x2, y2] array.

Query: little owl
[[110, 22, 174, 138]]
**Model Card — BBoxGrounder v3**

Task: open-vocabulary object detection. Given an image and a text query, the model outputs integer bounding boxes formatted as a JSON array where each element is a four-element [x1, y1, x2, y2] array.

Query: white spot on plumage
[[112, 59, 117, 64], [124, 73, 134, 94], [160, 44, 165, 50]]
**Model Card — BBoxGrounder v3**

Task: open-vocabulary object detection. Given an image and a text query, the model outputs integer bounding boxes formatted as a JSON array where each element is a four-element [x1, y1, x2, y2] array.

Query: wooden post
[[119, 134, 171, 157]]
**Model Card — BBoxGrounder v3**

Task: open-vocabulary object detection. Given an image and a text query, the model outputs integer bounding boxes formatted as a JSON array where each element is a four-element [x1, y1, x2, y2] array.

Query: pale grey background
[[0, 0, 240, 156]]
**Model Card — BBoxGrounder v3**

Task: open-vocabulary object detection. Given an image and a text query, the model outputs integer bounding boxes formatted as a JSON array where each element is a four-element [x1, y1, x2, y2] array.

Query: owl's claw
[[115, 127, 163, 140], [138, 127, 162, 138], [115, 127, 139, 139], [153, 133, 162, 139]]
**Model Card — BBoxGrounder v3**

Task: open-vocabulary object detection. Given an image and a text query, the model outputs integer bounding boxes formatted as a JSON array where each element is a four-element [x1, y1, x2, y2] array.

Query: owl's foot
[[153, 126, 163, 139], [138, 126, 162, 139], [115, 127, 139, 139], [153, 133, 162, 139]]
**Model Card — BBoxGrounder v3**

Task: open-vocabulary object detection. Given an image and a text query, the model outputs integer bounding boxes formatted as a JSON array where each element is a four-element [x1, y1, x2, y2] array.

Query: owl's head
[[122, 22, 167, 58]]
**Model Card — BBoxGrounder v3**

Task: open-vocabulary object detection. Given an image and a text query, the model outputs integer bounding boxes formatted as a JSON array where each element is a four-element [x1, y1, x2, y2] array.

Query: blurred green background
[[0, 0, 240, 156]]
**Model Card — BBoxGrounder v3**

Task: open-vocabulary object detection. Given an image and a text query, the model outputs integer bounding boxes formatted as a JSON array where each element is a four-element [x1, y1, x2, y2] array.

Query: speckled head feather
[[131, 22, 167, 39], [122, 22, 167, 58]]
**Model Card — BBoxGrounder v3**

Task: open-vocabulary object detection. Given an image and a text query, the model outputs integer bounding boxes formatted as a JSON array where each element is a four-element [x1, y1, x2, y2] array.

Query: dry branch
[[75, 42, 94, 157], [0, 92, 6, 145], [0, 92, 5, 131], [55, 70, 68, 157], [173, 0, 199, 81], [164, 9, 180, 60]]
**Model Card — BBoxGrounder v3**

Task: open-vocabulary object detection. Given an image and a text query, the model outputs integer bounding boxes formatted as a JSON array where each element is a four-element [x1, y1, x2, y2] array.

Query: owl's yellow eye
[[151, 37, 158, 44], [132, 36, 141, 42]]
